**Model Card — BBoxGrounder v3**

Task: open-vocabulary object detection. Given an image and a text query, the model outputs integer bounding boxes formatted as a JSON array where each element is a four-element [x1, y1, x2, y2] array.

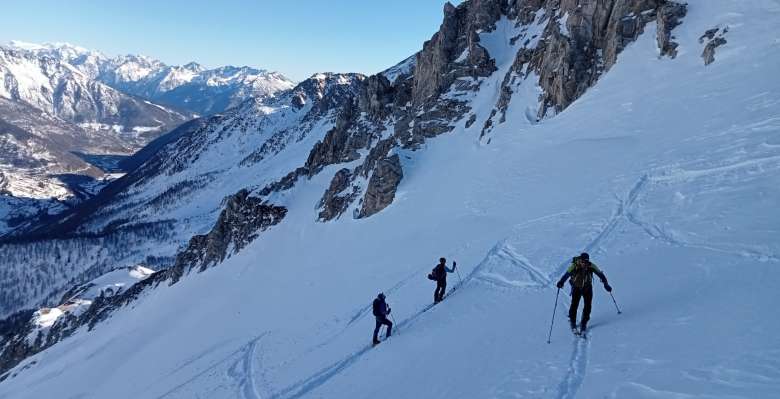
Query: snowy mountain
[[1, 0, 779, 398], [0, 44, 193, 235], [0, 40, 289, 234], [102, 61, 295, 116], [7, 41, 296, 116], [0, 45, 191, 144]]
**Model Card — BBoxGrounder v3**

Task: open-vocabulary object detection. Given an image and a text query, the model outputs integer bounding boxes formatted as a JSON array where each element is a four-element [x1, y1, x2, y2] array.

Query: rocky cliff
[[308, 0, 687, 220]]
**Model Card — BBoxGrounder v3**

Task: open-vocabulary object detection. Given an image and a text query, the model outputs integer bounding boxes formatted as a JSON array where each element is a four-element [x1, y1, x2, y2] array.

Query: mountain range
[[0, 41, 294, 235], [7, 41, 296, 116]]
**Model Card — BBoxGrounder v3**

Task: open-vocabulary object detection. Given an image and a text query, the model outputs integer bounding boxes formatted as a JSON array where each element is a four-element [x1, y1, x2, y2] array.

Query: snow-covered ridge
[[0, 265, 156, 356], [31, 265, 155, 328]]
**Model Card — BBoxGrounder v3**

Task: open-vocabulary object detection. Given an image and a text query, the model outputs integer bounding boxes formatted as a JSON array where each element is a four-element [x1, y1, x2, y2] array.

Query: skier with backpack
[[372, 293, 392, 345], [428, 257, 456, 303], [556, 252, 612, 335]]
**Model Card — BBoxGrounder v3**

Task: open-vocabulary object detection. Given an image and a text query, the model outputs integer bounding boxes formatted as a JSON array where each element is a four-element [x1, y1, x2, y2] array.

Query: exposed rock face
[[358, 154, 404, 219], [304, 103, 365, 176], [304, 0, 690, 220], [412, 1, 501, 106], [657, 1, 688, 58], [169, 189, 287, 281], [317, 168, 357, 221], [700, 26, 728, 66], [528, 0, 687, 120], [358, 75, 394, 119]]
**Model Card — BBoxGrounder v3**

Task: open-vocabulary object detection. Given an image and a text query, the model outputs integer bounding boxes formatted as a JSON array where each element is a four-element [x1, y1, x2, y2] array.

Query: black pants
[[569, 285, 593, 329], [434, 280, 447, 302], [373, 316, 392, 342]]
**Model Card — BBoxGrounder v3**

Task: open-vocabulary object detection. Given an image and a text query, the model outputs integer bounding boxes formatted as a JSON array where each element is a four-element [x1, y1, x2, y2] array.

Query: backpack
[[430, 264, 444, 281], [570, 261, 593, 288], [372, 299, 384, 317]]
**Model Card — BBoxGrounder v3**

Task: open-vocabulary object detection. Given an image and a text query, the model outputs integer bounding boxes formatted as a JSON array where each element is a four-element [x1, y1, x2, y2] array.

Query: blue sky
[[0, 1, 460, 81]]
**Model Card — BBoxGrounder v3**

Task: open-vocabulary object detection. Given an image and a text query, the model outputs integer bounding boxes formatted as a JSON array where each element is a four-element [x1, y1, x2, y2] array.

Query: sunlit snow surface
[[1, 1, 779, 398]]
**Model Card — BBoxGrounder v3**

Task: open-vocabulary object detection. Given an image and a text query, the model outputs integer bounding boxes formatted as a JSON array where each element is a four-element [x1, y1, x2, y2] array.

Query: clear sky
[[0, 0, 461, 81]]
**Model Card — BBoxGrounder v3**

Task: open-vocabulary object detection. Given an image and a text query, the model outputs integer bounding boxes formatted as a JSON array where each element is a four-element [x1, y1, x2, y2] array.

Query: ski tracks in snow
[[545, 176, 650, 399], [228, 334, 268, 399], [549, 156, 780, 398], [556, 336, 590, 399], [270, 254, 500, 399], [263, 156, 780, 398], [473, 241, 552, 289], [152, 333, 269, 399]]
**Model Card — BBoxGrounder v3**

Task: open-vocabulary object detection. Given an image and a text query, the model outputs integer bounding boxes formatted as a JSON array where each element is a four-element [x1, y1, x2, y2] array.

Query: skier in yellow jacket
[[556, 252, 612, 334]]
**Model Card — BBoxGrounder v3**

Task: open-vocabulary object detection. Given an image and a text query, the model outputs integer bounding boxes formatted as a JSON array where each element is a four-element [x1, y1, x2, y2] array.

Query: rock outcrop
[[169, 190, 287, 281], [657, 1, 688, 58], [700, 26, 728, 66], [357, 154, 404, 219], [308, 0, 689, 218], [317, 169, 358, 221]]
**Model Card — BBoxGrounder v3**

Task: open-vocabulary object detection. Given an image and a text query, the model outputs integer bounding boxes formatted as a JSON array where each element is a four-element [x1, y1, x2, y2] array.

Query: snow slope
[[1, 0, 779, 398]]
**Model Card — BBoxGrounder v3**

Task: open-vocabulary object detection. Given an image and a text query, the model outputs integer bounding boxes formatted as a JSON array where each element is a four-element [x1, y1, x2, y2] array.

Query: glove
[[604, 283, 612, 292], [387, 307, 391, 314], [453, 261, 457, 269], [556, 280, 564, 289]]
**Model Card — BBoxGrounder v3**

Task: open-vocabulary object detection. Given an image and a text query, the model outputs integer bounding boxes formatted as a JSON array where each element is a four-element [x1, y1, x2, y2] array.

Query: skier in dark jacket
[[556, 252, 612, 333], [372, 293, 392, 345], [431, 257, 456, 303]]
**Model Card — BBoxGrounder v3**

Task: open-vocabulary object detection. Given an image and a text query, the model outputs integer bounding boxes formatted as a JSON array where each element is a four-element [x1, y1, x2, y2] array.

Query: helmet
[[579, 252, 590, 261], [439, 257, 446, 263], [378, 292, 385, 300]]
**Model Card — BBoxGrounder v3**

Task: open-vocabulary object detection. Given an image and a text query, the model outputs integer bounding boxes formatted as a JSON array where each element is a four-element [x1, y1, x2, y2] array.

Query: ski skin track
[[270, 176, 648, 399], [146, 170, 775, 399], [270, 254, 494, 399], [152, 333, 267, 399], [151, 174, 649, 399], [551, 175, 648, 399]]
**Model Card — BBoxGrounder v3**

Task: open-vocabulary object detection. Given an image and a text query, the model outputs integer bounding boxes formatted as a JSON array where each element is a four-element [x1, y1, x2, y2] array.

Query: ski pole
[[610, 292, 622, 314], [389, 313, 397, 336], [455, 265, 463, 286], [547, 288, 560, 344]]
